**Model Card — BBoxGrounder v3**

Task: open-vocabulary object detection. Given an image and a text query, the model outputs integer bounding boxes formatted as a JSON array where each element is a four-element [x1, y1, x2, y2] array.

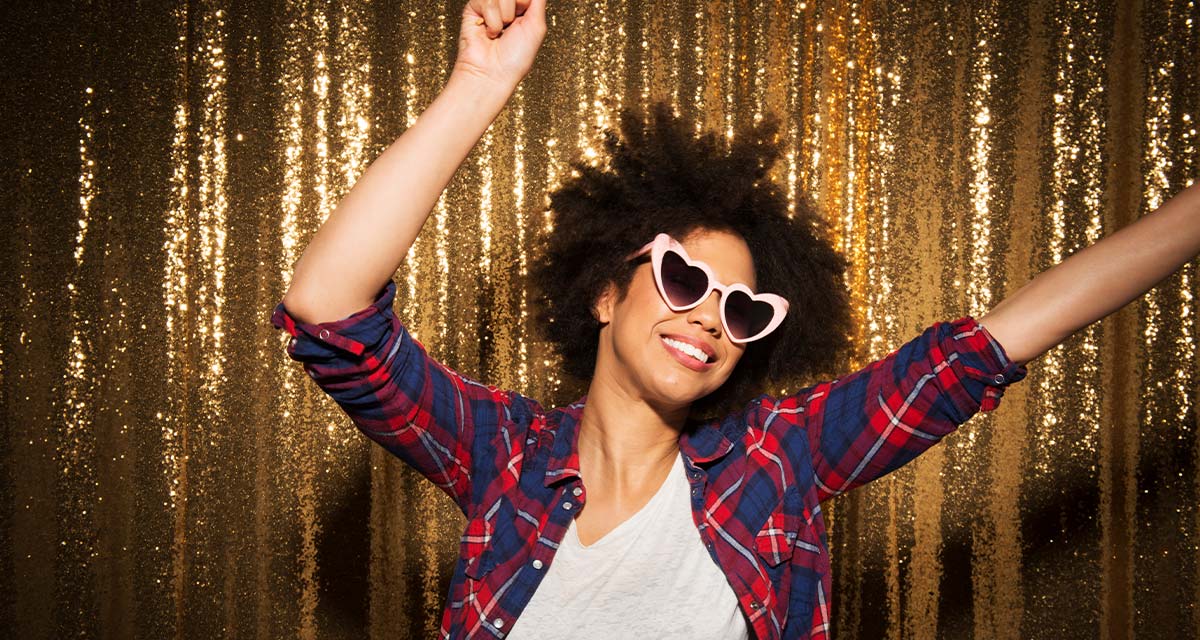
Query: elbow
[[281, 278, 382, 325], [280, 285, 320, 325]]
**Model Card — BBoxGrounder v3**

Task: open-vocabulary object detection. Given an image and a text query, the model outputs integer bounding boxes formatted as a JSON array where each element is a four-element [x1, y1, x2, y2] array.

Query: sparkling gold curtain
[[2, 0, 1197, 638]]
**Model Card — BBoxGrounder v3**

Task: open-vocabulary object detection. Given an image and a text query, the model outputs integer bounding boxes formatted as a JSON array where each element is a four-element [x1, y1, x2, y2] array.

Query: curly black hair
[[529, 102, 853, 420]]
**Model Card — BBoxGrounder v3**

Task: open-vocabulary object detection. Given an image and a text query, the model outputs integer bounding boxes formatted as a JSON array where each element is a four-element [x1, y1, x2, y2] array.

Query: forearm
[[283, 71, 516, 325], [980, 181, 1200, 364]]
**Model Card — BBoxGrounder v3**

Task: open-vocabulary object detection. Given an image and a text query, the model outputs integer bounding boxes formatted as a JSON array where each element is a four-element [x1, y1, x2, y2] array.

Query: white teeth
[[663, 337, 710, 364]]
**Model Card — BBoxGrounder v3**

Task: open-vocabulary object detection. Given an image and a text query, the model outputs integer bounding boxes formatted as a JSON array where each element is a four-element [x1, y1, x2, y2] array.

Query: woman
[[273, 1, 1200, 638]]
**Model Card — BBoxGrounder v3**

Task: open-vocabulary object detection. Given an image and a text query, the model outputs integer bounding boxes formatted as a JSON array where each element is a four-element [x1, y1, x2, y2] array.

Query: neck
[[577, 366, 688, 492]]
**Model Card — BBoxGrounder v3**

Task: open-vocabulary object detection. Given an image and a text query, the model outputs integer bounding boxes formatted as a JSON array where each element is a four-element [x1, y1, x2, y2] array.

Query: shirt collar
[[542, 397, 585, 487], [542, 395, 738, 488]]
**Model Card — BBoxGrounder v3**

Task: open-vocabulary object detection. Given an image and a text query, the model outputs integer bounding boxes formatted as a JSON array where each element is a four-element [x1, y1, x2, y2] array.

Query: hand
[[454, 0, 548, 89]]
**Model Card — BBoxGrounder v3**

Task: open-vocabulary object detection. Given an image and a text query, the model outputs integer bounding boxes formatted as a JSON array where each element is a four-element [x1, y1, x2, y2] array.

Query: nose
[[685, 291, 723, 337]]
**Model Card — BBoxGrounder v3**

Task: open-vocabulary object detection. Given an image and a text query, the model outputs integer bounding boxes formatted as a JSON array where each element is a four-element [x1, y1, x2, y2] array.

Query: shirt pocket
[[754, 485, 805, 568], [463, 495, 518, 580]]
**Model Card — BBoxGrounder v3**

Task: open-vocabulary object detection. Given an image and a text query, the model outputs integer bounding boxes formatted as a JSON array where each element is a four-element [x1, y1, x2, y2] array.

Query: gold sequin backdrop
[[2, 0, 1198, 637]]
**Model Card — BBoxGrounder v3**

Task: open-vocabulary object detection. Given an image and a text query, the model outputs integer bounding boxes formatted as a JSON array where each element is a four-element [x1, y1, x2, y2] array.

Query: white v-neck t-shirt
[[506, 451, 750, 639]]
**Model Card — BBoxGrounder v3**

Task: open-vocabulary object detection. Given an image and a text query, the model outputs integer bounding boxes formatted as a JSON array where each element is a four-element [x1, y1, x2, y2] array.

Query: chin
[[649, 376, 721, 407]]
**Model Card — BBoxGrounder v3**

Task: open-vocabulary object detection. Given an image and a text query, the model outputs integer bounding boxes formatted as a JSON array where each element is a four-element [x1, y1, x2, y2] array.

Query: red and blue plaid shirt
[[272, 280, 1027, 639]]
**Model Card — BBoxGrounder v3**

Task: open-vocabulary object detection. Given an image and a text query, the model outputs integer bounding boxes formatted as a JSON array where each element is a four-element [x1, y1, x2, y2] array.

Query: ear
[[592, 281, 617, 324]]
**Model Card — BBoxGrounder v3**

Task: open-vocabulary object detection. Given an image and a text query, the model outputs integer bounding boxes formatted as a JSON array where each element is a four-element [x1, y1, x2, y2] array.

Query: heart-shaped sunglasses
[[626, 233, 789, 343]]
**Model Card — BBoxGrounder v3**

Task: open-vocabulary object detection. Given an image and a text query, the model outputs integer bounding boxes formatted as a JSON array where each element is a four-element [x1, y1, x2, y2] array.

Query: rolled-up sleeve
[[749, 316, 1028, 502], [271, 280, 520, 513]]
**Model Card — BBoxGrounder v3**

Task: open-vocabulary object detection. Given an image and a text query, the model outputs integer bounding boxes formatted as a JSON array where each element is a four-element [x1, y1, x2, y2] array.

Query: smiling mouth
[[661, 336, 713, 365]]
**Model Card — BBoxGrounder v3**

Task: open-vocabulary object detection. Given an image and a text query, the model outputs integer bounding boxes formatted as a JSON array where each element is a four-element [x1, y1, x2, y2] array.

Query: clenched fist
[[455, 0, 548, 89]]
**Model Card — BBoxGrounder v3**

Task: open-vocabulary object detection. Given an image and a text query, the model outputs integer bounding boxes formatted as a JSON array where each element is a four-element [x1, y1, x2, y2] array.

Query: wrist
[[447, 64, 522, 99], [423, 69, 517, 130]]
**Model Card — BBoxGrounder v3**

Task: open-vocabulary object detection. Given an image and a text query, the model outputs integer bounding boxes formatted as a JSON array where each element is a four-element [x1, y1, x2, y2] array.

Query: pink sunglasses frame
[[626, 233, 790, 343]]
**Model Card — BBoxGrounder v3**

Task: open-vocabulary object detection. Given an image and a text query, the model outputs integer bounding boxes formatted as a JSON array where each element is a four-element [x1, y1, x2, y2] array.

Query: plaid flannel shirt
[[272, 280, 1027, 639]]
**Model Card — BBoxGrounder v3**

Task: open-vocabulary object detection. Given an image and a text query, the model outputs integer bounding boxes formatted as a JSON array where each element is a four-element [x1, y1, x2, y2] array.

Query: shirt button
[[288, 337, 297, 349], [750, 601, 761, 610], [690, 471, 701, 479], [691, 487, 700, 497], [993, 373, 1005, 384], [307, 369, 318, 378], [532, 559, 544, 569], [494, 618, 505, 628], [319, 329, 330, 340], [572, 487, 583, 497], [562, 502, 573, 511]]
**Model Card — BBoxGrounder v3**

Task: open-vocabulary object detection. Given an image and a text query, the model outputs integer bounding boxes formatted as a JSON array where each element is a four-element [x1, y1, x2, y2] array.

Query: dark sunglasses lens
[[660, 250, 710, 307], [724, 290, 776, 340]]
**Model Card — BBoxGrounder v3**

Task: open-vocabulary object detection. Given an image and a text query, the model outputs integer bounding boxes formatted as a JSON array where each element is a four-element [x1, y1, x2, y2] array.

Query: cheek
[[621, 280, 673, 326], [634, 274, 668, 311], [726, 349, 744, 366], [720, 348, 746, 376]]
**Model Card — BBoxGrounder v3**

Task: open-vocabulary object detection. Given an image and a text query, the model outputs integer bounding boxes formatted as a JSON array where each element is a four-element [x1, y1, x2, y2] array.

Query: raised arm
[[979, 181, 1200, 364], [282, 0, 547, 324], [273, 1, 549, 513]]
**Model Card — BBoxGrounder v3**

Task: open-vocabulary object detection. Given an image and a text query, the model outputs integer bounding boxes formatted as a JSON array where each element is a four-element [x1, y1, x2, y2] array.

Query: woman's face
[[593, 228, 756, 408]]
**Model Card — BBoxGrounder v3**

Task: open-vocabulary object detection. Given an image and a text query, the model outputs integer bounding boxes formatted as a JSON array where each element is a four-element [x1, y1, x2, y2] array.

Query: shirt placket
[[484, 480, 583, 638]]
